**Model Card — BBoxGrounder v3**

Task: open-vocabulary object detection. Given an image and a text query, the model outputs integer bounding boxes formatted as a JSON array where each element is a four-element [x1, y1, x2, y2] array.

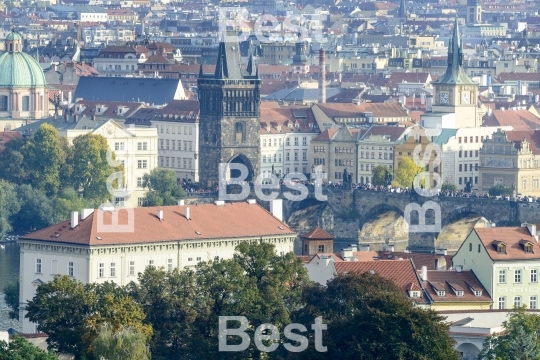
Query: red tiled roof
[[259, 105, 318, 134], [334, 259, 425, 302], [422, 270, 492, 303], [504, 129, 540, 154], [386, 72, 431, 88], [317, 102, 409, 119], [21, 203, 295, 246], [498, 73, 540, 82], [0, 131, 22, 150], [483, 109, 540, 131], [302, 226, 334, 240], [475, 227, 540, 261], [312, 128, 339, 142]]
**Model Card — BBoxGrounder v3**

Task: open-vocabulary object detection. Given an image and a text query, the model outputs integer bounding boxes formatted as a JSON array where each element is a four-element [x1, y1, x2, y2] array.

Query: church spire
[[398, 0, 407, 19]]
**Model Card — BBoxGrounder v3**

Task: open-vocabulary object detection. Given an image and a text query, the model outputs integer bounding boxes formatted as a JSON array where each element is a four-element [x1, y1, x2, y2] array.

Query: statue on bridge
[[343, 168, 353, 190]]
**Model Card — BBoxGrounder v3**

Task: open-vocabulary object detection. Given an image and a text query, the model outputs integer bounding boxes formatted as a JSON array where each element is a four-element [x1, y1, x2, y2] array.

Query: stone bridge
[[186, 186, 540, 252]]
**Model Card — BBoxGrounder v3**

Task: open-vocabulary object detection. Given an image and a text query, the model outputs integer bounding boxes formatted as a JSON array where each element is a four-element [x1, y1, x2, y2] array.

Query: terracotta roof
[[334, 259, 426, 302], [386, 72, 431, 88], [302, 227, 334, 240], [360, 125, 408, 142], [483, 109, 540, 131], [21, 203, 295, 246], [259, 105, 318, 134], [504, 130, 540, 154], [312, 128, 339, 142], [144, 54, 170, 64], [422, 270, 492, 303], [475, 227, 540, 261], [317, 102, 409, 119], [498, 73, 540, 82], [0, 131, 22, 149]]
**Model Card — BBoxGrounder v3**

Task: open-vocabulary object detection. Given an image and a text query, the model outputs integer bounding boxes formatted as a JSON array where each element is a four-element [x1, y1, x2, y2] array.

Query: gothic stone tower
[[467, 0, 482, 25], [431, 16, 481, 128], [198, 34, 261, 188]]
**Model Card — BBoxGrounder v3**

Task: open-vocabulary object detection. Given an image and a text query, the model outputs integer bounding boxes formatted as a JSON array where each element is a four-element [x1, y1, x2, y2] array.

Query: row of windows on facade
[[158, 156, 192, 169], [115, 159, 147, 169], [459, 136, 486, 144], [114, 142, 148, 151], [263, 152, 307, 163], [499, 296, 538, 310], [497, 268, 538, 284], [360, 151, 394, 160], [160, 125, 194, 135], [100, 65, 136, 71], [263, 137, 308, 147], [459, 163, 479, 172], [359, 163, 393, 172], [459, 150, 479, 158], [0, 95, 44, 112], [159, 140, 193, 151], [458, 176, 479, 185]]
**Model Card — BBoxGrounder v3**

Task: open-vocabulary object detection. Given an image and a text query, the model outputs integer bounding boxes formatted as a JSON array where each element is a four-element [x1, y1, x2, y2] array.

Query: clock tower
[[431, 16, 481, 128]]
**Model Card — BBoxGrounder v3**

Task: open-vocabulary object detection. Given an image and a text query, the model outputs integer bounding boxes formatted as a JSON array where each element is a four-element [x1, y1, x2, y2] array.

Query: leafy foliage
[[142, 168, 185, 206], [0, 335, 58, 360], [10, 184, 56, 232], [3, 280, 19, 320], [292, 272, 459, 360], [92, 325, 151, 360], [393, 156, 424, 188], [479, 307, 540, 360], [371, 165, 391, 186], [441, 183, 457, 191], [0, 137, 26, 184], [0, 181, 20, 239]]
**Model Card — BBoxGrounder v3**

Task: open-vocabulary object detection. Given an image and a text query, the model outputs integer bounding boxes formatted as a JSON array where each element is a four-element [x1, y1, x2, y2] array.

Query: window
[[294, 137, 298, 146], [129, 261, 135, 276], [478, 244, 481, 253], [137, 160, 147, 168], [469, 243, 472, 251], [115, 197, 125, 207], [514, 296, 522, 307], [437, 291, 445, 297], [532, 269, 538, 283], [318, 245, 324, 252], [98, 263, 104, 278], [515, 269, 522, 283], [214, 256, 220, 262], [137, 142, 147, 151], [0, 95, 8, 111], [68, 261, 74, 277], [525, 243, 534, 254], [36, 259, 42, 273], [137, 177, 143, 187], [138, 198, 144, 206], [149, 260, 154, 266], [110, 262, 116, 277], [196, 257, 201, 261], [188, 257, 193, 262], [531, 296, 538, 309], [498, 296, 506, 309], [167, 258, 173, 272], [114, 142, 125, 151], [303, 137, 307, 146], [22, 96, 29, 111], [499, 270, 506, 283]]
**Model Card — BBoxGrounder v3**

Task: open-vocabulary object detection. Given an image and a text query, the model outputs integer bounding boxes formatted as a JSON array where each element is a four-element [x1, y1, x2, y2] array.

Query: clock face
[[461, 91, 470, 105], [440, 92, 449, 104]]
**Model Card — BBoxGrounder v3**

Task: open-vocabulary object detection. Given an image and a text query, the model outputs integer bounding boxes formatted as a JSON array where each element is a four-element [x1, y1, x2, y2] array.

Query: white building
[[437, 126, 512, 189], [75, 6, 108, 21], [260, 104, 319, 179], [126, 100, 199, 183], [17, 200, 294, 333]]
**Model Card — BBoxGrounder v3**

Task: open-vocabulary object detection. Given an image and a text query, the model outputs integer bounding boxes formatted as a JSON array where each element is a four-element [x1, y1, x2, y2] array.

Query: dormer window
[[520, 240, 534, 254], [437, 291, 445, 297], [409, 290, 420, 298], [474, 290, 482, 296], [492, 240, 507, 254], [455, 290, 464, 297]]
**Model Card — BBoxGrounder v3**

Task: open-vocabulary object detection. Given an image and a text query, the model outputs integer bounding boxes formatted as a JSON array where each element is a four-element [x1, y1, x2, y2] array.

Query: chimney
[[435, 256, 447, 270], [70, 211, 79, 229], [526, 223, 537, 237], [81, 208, 94, 220], [488, 107, 493, 116], [421, 265, 427, 281], [178, 199, 185, 206], [68, 91, 72, 104], [426, 96, 433, 111], [214, 200, 225, 206], [73, 114, 78, 123], [185, 207, 190, 220], [318, 48, 326, 103], [270, 199, 283, 221], [320, 255, 333, 267], [92, 114, 96, 121], [157, 210, 163, 221]]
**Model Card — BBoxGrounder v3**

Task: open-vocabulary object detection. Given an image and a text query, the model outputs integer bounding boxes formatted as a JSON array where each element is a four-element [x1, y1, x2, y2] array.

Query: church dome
[[0, 31, 46, 88]]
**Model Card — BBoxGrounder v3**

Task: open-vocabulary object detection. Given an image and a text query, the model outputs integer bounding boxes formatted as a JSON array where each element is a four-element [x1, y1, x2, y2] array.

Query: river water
[[0, 242, 20, 331]]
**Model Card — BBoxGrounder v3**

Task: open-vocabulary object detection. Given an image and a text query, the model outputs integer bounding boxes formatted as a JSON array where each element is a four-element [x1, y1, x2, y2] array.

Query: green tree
[[10, 184, 56, 232], [393, 156, 424, 188], [92, 325, 151, 360], [371, 165, 390, 186], [489, 184, 513, 197], [142, 168, 185, 206], [293, 272, 459, 360], [69, 133, 121, 203], [3, 280, 19, 320], [0, 334, 58, 360], [53, 188, 89, 223], [0, 181, 20, 239], [21, 124, 65, 196], [441, 183, 457, 191], [0, 137, 26, 184], [479, 307, 540, 360]]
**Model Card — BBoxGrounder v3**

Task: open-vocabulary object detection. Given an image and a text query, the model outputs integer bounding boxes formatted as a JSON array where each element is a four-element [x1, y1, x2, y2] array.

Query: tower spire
[[399, 0, 407, 19], [450, 15, 462, 69]]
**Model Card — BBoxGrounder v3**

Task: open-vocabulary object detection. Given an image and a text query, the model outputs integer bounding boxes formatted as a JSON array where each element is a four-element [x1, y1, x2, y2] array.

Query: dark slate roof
[[73, 77, 182, 105], [14, 117, 107, 135]]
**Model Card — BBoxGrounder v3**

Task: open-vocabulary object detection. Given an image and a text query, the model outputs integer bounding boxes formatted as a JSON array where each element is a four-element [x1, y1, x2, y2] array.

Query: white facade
[[421, 112, 456, 129], [283, 131, 316, 176], [92, 52, 138, 76], [62, 120, 158, 208], [156, 120, 199, 182], [440, 126, 512, 189], [261, 132, 285, 179]]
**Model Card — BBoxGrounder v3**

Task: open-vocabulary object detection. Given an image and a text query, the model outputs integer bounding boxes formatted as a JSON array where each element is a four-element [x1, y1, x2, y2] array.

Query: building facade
[[18, 201, 295, 333]]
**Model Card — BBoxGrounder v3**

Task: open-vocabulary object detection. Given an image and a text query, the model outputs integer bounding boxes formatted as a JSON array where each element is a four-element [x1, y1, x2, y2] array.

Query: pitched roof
[[312, 128, 339, 142], [422, 270, 492, 303], [302, 227, 334, 240], [387, 72, 431, 88], [259, 105, 318, 134], [21, 203, 295, 246], [504, 130, 540, 154], [498, 73, 540, 82], [0, 131, 22, 150], [475, 227, 540, 261], [317, 102, 408, 119], [334, 259, 426, 302], [483, 109, 540, 131], [360, 125, 408, 142]]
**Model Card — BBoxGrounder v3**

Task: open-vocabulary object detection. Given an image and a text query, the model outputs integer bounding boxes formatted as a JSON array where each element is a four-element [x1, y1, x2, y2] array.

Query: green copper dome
[[0, 51, 47, 88], [5, 32, 22, 41]]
